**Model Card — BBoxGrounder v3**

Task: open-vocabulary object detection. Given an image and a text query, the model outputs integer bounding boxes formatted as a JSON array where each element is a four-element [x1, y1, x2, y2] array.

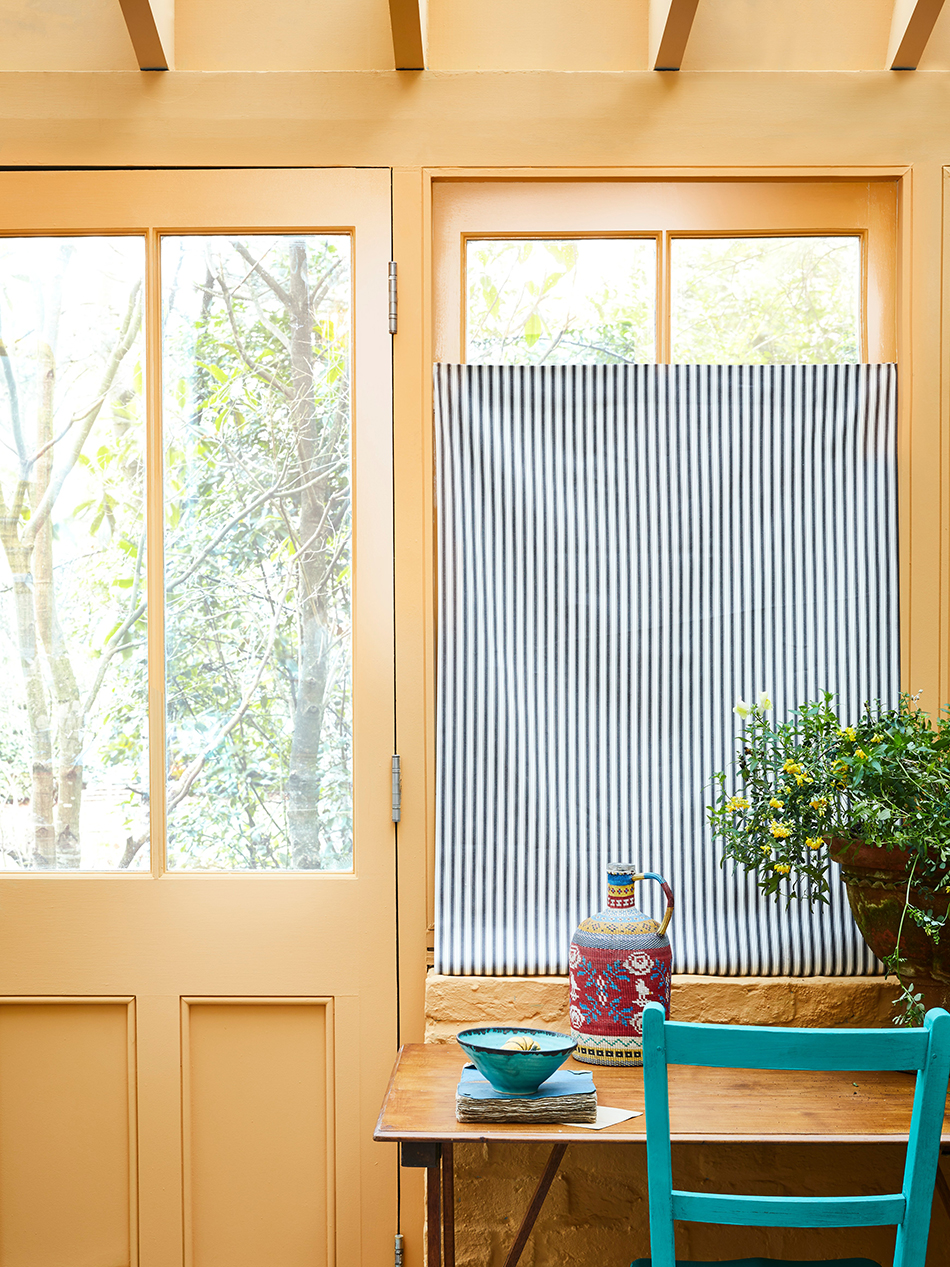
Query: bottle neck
[[606, 874, 638, 910]]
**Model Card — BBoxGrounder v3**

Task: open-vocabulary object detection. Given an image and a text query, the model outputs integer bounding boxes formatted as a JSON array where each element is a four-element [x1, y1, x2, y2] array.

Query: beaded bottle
[[569, 864, 674, 1067]]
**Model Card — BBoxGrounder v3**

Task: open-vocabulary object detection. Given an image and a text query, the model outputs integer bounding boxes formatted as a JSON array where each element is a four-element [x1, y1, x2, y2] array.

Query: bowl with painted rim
[[456, 1026, 577, 1095]]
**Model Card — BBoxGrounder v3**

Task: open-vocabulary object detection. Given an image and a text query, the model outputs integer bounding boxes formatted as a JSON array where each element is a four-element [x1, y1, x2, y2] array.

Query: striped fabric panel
[[434, 363, 898, 977]]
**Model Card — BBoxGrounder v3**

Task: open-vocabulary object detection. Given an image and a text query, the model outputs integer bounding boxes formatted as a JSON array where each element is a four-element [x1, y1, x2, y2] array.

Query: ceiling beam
[[888, 0, 946, 69], [118, 0, 174, 71], [389, 0, 427, 70], [649, 0, 700, 71]]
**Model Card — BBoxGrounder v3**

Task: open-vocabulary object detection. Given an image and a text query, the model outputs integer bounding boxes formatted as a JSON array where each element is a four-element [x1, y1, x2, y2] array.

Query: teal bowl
[[456, 1026, 577, 1094]]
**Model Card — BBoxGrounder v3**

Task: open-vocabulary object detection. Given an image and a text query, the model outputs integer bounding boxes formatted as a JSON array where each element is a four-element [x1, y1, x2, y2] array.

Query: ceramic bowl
[[456, 1026, 577, 1094]]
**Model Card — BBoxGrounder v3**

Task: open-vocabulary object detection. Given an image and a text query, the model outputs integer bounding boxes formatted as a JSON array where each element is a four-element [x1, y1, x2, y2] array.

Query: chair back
[[640, 1001, 950, 1267]]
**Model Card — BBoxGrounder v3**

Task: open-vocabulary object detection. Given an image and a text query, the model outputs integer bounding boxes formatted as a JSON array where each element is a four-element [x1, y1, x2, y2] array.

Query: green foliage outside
[[466, 234, 861, 366], [162, 235, 352, 870], [467, 238, 656, 365], [0, 234, 353, 872], [672, 237, 861, 364]]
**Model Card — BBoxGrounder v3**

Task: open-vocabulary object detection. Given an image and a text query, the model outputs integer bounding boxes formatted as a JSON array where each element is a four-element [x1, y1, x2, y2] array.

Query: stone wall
[[425, 974, 950, 1267]]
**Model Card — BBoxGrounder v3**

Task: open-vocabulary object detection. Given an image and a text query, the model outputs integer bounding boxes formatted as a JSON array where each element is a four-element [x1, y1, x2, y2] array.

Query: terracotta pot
[[829, 838, 950, 1012]]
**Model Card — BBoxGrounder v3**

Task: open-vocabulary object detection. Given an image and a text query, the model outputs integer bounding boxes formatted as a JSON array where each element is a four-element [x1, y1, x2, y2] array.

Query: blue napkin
[[458, 1063, 595, 1100]]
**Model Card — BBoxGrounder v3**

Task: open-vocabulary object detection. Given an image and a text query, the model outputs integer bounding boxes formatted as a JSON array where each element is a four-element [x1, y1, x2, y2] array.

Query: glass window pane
[[0, 237, 148, 870], [466, 238, 657, 365], [162, 235, 352, 871], [670, 236, 862, 364]]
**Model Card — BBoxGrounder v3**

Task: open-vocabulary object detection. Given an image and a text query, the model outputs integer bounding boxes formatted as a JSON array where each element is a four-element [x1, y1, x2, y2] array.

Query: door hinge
[[388, 261, 397, 335], [394, 1233, 404, 1267], [391, 754, 401, 822]]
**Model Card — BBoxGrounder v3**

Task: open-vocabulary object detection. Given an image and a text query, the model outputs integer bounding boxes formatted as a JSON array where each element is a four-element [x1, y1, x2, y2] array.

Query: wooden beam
[[649, 0, 700, 71], [118, 0, 173, 71], [888, 0, 946, 69], [389, 0, 426, 70]]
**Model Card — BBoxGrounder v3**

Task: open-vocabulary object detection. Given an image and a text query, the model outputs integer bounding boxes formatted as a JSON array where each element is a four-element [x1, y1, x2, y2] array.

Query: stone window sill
[[425, 972, 895, 1042]]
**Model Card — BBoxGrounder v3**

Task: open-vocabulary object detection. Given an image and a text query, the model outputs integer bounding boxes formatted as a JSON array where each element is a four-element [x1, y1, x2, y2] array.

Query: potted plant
[[708, 691, 950, 1023]]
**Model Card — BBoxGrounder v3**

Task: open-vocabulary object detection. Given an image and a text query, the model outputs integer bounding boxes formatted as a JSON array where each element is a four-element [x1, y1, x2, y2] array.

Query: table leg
[[935, 1157, 950, 1223], [427, 1162, 442, 1267], [502, 1142, 569, 1267], [442, 1142, 455, 1267]]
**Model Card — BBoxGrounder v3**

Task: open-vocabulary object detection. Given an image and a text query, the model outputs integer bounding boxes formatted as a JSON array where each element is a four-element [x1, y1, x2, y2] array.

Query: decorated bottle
[[569, 864, 674, 1067]]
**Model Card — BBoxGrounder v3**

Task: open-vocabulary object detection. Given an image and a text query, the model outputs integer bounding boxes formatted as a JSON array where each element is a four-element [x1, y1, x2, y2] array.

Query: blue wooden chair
[[633, 1001, 950, 1267]]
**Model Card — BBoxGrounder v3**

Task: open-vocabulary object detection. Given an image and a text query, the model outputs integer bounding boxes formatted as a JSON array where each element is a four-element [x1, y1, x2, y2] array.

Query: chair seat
[[631, 1258, 882, 1267]]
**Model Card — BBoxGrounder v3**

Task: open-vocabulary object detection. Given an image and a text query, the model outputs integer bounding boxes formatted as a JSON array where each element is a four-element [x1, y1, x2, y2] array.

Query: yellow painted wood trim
[[649, 0, 700, 71], [117, 0, 174, 71], [389, 0, 426, 69], [145, 227, 167, 879], [888, 0, 946, 69]]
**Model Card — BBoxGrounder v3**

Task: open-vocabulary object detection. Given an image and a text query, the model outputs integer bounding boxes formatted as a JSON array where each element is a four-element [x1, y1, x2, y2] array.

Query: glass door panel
[[0, 237, 148, 870], [162, 235, 353, 871]]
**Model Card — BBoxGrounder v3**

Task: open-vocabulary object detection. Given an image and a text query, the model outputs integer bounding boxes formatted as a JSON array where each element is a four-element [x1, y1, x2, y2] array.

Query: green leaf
[[523, 312, 543, 347]]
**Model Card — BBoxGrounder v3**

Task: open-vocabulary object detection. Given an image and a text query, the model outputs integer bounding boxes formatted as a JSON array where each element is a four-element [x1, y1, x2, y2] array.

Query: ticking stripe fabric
[[434, 363, 898, 977]]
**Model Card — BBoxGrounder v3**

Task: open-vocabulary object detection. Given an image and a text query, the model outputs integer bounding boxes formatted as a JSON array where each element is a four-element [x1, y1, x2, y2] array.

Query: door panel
[[0, 999, 135, 1267], [0, 169, 396, 1267], [183, 1001, 331, 1267]]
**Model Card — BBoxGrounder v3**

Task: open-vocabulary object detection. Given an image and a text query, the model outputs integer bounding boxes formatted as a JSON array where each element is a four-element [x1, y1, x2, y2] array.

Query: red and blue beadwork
[[569, 865, 674, 1067]]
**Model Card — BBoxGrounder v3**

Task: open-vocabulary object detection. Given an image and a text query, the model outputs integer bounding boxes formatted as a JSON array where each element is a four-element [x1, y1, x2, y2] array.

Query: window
[[464, 232, 863, 366], [0, 230, 355, 871]]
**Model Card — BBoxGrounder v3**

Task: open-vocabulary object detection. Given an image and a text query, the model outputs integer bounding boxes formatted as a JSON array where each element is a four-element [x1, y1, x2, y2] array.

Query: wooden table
[[374, 1043, 950, 1267]]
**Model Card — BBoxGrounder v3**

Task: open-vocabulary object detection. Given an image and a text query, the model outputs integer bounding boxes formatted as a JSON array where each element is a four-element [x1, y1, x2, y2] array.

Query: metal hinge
[[391, 754, 401, 822], [388, 261, 397, 335], [394, 1234, 404, 1267]]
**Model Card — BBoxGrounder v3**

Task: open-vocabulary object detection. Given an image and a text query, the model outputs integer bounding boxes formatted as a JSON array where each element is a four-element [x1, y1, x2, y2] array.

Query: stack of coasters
[[456, 1064, 597, 1123]]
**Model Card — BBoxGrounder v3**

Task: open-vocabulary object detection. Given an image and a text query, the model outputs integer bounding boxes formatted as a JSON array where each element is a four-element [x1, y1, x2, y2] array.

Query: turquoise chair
[[633, 1000, 950, 1267]]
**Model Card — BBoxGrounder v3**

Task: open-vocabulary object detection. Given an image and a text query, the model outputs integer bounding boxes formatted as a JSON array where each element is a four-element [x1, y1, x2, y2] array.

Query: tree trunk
[[31, 371, 83, 862], [285, 239, 332, 869]]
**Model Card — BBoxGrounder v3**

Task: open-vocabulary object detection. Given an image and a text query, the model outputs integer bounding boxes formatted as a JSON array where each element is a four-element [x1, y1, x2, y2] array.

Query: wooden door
[[0, 169, 396, 1267]]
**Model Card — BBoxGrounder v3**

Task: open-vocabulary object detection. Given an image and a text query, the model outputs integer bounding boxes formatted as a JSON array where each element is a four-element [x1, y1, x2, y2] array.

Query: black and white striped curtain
[[434, 363, 897, 977]]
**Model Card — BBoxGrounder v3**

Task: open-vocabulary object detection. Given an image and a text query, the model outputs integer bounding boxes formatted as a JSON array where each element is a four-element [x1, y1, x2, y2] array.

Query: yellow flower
[[809, 797, 828, 816], [769, 797, 784, 809], [760, 844, 772, 855], [794, 772, 813, 786], [855, 748, 867, 760], [774, 863, 791, 874], [871, 734, 884, 744], [782, 759, 802, 774], [838, 726, 857, 742], [805, 837, 823, 850], [770, 820, 792, 839], [726, 796, 750, 812]]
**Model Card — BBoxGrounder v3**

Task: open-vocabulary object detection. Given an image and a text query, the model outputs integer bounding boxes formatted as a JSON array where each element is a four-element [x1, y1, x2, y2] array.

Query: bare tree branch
[[25, 281, 142, 546], [82, 529, 146, 718], [215, 269, 293, 401], [232, 242, 293, 310], [166, 588, 289, 812]]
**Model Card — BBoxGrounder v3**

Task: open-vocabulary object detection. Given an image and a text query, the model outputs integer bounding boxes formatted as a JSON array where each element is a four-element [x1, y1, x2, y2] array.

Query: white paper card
[[559, 1105, 642, 1130]]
